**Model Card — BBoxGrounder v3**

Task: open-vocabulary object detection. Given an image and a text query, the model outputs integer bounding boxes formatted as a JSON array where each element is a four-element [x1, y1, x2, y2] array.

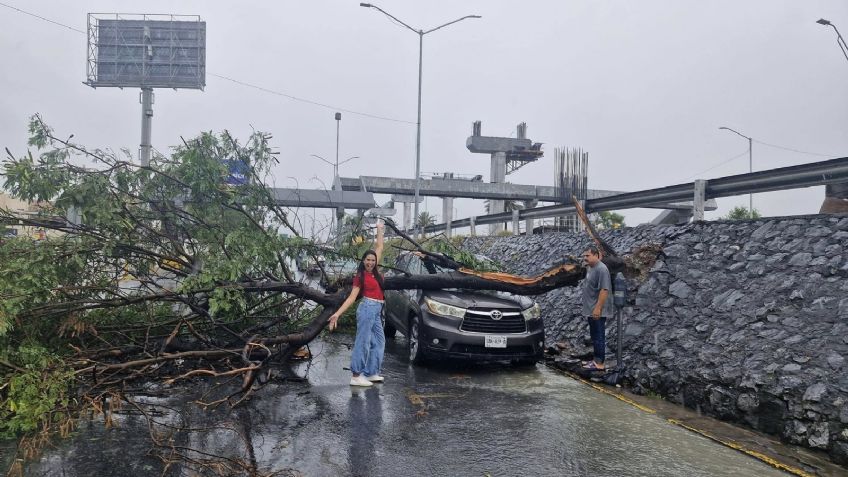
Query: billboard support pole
[[140, 87, 154, 167]]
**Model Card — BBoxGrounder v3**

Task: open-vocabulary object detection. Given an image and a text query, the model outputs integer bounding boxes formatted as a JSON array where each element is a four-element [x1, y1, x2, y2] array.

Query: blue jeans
[[351, 299, 385, 376], [587, 316, 606, 364]]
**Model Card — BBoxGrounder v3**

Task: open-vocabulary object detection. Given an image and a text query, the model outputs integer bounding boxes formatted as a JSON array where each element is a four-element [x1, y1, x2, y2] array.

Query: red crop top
[[353, 271, 384, 301]]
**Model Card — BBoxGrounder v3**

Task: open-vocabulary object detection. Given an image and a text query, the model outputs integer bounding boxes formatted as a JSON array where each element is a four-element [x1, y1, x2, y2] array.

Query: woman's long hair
[[356, 249, 384, 294]]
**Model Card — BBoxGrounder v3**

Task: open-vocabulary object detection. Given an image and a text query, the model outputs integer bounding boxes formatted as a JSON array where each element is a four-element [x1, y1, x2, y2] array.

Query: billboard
[[86, 14, 206, 89]]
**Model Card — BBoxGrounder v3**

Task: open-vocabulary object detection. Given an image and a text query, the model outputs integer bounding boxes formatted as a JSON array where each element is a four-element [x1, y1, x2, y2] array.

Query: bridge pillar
[[693, 179, 707, 221], [403, 202, 411, 230], [441, 173, 455, 238], [512, 209, 520, 235], [443, 196, 454, 238], [489, 152, 507, 235], [523, 199, 537, 235], [469, 216, 476, 236]]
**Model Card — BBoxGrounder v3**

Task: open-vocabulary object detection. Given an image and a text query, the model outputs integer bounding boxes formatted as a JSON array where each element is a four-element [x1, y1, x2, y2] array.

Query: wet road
[[21, 336, 791, 476]]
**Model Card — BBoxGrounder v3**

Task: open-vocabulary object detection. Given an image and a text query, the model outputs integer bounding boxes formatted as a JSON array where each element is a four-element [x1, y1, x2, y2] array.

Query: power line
[[681, 149, 749, 181], [0, 1, 84, 33], [0, 2, 415, 126], [208, 74, 414, 124], [752, 139, 834, 158]]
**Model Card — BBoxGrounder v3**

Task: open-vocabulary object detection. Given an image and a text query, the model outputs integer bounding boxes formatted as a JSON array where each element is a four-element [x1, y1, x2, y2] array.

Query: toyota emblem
[[490, 310, 503, 320]]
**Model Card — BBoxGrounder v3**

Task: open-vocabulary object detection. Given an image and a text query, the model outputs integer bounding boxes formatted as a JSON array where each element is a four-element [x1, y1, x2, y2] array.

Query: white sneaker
[[366, 375, 385, 383], [350, 375, 373, 387]]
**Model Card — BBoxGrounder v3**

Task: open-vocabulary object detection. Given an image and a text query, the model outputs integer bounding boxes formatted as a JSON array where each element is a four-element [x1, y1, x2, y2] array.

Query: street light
[[719, 126, 754, 214], [312, 152, 359, 241], [360, 3, 481, 232], [816, 18, 848, 63], [310, 154, 360, 181]]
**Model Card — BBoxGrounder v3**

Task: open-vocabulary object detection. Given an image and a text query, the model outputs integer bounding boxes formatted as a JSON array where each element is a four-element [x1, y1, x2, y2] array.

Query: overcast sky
[[1, 0, 846, 234]]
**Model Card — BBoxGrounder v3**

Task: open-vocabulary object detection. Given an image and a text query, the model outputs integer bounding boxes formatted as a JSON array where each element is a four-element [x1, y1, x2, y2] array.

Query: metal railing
[[423, 156, 848, 233]]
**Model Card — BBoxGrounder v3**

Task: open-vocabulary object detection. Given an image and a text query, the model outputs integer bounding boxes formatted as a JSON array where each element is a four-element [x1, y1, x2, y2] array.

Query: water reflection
[[347, 386, 383, 476]]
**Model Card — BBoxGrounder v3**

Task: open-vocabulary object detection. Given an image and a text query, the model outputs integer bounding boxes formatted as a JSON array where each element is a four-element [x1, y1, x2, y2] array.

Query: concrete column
[[469, 216, 476, 236], [489, 151, 507, 234], [523, 199, 537, 235], [512, 209, 520, 235], [441, 172, 454, 238], [442, 196, 454, 238], [403, 202, 411, 231], [693, 179, 707, 222], [335, 207, 345, 244]]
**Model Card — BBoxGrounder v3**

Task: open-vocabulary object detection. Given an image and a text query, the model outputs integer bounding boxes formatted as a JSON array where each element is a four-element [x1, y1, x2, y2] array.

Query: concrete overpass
[[337, 175, 712, 210]]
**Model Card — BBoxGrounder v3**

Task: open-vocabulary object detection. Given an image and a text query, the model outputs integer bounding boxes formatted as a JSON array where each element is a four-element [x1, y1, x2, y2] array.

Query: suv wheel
[[408, 314, 425, 364]]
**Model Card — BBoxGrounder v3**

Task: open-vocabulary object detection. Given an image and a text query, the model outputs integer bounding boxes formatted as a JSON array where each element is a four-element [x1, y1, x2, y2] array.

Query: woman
[[328, 220, 385, 387]]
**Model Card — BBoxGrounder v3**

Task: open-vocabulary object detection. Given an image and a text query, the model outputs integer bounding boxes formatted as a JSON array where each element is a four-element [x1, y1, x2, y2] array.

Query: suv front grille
[[460, 308, 526, 334]]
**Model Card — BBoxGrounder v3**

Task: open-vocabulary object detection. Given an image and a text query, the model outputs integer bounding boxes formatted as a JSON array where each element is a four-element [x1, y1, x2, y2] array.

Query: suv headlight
[[522, 303, 541, 321], [424, 297, 466, 318]]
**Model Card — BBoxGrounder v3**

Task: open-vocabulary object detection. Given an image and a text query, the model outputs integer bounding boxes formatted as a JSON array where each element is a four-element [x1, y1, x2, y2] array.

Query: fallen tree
[[0, 116, 601, 452]]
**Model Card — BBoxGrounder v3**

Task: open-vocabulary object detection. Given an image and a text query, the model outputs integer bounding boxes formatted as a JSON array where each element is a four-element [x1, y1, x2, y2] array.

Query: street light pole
[[414, 30, 423, 234], [817, 18, 848, 63], [360, 3, 481, 233], [335, 112, 341, 179], [719, 126, 754, 214]]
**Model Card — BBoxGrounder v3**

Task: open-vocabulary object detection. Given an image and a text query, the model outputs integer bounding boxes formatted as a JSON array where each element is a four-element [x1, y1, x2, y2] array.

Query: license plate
[[485, 335, 507, 348]]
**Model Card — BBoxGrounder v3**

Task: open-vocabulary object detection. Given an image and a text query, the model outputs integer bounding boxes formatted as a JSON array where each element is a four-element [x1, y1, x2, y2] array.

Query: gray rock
[[792, 420, 808, 435], [783, 363, 802, 373], [750, 222, 775, 240], [780, 317, 802, 328], [808, 423, 830, 449], [788, 252, 813, 267], [783, 334, 804, 345], [839, 298, 848, 318], [765, 253, 788, 265], [663, 244, 687, 258], [784, 224, 802, 236], [669, 280, 693, 299], [809, 256, 829, 266], [727, 262, 746, 272], [712, 289, 745, 309], [624, 323, 644, 337], [803, 383, 827, 402], [736, 393, 759, 412], [827, 353, 845, 370], [805, 226, 833, 238]]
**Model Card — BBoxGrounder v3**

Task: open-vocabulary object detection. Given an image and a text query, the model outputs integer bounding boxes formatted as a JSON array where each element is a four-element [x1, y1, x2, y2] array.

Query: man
[[581, 246, 613, 370]]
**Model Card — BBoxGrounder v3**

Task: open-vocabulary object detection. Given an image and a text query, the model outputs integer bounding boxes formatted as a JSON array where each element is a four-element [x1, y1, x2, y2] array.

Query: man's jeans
[[351, 299, 385, 376], [587, 316, 607, 364]]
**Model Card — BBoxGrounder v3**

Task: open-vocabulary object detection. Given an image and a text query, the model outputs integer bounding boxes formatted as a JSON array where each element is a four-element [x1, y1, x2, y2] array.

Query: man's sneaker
[[366, 375, 385, 383], [350, 375, 374, 387]]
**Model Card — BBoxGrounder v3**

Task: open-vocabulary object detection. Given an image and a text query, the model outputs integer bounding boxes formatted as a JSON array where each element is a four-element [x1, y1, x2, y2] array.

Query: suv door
[[397, 254, 425, 335], [383, 254, 409, 329]]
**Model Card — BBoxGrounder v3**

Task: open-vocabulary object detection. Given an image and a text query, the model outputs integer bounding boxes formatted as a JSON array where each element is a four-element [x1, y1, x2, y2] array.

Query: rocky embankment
[[461, 215, 848, 465]]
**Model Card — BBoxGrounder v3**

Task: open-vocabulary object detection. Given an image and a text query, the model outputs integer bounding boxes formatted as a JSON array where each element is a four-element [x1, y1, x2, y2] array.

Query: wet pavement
[[12, 336, 818, 476]]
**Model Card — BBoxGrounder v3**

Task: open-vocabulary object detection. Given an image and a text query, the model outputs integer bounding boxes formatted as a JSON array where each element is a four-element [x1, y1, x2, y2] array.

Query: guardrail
[[422, 156, 848, 233]]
